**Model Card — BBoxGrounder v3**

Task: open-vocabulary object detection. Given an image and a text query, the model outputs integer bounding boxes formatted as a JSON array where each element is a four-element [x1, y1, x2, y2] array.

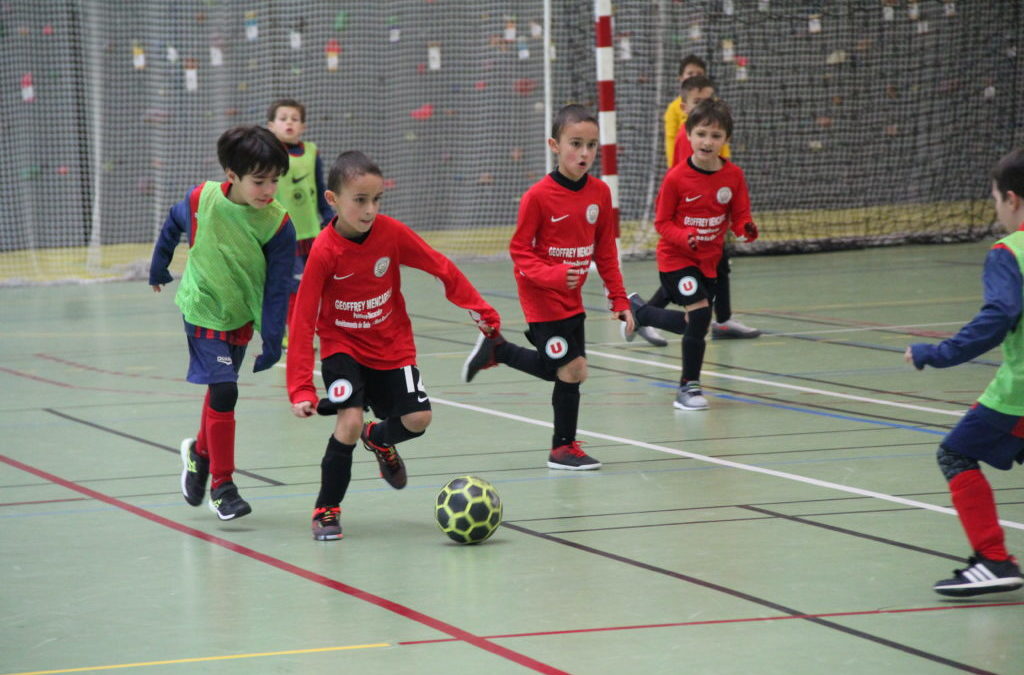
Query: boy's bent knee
[[937, 444, 979, 481], [557, 357, 588, 383], [401, 410, 432, 433], [207, 382, 238, 412]]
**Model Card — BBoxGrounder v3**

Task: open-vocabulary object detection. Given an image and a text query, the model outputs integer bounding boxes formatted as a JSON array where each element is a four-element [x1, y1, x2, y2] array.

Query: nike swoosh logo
[[685, 195, 701, 203], [333, 273, 353, 280], [550, 214, 569, 222], [417, 394, 429, 403], [292, 174, 309, 184]]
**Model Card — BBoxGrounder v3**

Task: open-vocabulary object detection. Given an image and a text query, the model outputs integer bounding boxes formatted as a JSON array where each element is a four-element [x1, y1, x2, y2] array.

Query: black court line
[[502, 522, 998, 674], [42, 408, 284, 486], [739, 505, 963, 562]]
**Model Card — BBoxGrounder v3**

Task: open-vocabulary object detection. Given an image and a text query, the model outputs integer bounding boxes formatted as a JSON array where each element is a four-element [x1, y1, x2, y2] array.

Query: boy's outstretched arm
[[149, 187, 197, 291], [907, 246, 1022, 370], [254, 216, 297, 372]]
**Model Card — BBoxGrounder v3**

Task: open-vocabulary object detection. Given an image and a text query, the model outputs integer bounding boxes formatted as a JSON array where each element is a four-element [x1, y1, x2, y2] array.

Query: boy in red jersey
[[462, 104, 634, 470], [286, 151, 500, 541], [634, 78, 759, 347], [629, 99, 758, 411], [149, 125, 295, 521]]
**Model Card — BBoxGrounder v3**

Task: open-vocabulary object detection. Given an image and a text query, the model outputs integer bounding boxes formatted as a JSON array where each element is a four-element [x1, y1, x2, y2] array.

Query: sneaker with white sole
[[179, 438, 209, 507], [711, 318, 761, 339], [547, 441, 602, 470], [933, 554, 1023, 597], [208, 482, 251, 520], [674, 382, 709, 411], [311, 506, 343, 541], [462, 332, 504, 383]]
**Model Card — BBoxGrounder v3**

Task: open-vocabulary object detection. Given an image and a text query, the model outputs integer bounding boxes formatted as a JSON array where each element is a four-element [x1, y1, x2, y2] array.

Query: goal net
[[1, 1, 1020, 285]]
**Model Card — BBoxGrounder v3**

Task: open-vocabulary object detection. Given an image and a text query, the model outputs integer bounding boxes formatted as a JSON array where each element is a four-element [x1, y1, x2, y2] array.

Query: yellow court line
[[3, 643, 392, 675]]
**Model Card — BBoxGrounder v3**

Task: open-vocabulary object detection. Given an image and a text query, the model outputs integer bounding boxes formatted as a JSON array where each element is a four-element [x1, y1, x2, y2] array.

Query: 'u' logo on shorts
[[544, 336, 569, 359], [327, 378, 353, 403], [678, 276, 698, 297]]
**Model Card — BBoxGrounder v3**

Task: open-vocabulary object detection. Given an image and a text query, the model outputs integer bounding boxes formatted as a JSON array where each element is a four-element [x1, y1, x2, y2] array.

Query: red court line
[[0, 454, 568, 675], [399, 601, 1024, 645]]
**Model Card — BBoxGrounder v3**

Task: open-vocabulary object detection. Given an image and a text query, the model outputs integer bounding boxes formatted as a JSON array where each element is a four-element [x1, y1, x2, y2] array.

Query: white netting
[[1, 1, 1021, 285]]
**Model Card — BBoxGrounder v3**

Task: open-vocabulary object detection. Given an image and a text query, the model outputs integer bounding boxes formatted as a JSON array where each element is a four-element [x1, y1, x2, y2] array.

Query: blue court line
[[645, 381, 947, 436]]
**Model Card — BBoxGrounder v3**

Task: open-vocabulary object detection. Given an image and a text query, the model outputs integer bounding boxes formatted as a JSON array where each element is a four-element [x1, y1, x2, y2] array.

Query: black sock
[[495, 340, 554, 381], [682, 305, 711, 382], [315, 435, 354, 507], [636, 304, 687, 335], [370, 417, 425, 447], [551, 380, 581, 448], [715, 253, 731, 324]]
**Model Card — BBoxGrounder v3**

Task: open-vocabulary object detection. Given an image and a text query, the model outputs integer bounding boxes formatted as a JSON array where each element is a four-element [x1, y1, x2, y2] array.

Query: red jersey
[[287, 214, 500, 406], [510, 172, 628, 323], [654, 158, 753, 277]]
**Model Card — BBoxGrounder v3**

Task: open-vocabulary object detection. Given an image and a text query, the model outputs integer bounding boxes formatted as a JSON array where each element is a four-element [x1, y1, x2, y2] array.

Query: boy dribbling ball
[[286, 151, 500, 541]]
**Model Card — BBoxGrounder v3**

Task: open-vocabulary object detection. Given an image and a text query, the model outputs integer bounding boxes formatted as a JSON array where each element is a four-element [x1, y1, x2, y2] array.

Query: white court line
[[276, 363, 1020, 529], [587, 349, 965, 418], [430, 395, 1024, 532]]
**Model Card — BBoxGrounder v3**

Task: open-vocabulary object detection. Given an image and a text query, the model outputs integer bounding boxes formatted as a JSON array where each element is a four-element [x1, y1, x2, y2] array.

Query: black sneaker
[[462, 331, 504, 383], [547, 442, 602, 471], [933, 554, 1024, 597], [311, 506, 343, 541], [179, 438, 209, 507], [361, 422, 407, 489], [208, 482, 252, 521]]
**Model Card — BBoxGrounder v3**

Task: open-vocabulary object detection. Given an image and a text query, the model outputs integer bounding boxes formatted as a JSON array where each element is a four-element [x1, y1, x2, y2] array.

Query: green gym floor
[[2, 241, 1022, 675]]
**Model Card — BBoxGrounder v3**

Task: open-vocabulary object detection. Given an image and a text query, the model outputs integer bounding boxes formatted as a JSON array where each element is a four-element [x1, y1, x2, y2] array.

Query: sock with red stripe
[[949, 469, 1009, 561], [205, 408, 236, 491]]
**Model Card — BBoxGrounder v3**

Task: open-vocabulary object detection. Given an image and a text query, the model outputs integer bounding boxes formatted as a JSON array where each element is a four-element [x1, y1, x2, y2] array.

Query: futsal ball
[[435, 475, 502, 544]]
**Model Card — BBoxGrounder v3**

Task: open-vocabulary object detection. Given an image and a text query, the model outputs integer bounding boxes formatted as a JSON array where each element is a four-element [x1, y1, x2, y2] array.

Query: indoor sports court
[[3, 1, 1023, 674]]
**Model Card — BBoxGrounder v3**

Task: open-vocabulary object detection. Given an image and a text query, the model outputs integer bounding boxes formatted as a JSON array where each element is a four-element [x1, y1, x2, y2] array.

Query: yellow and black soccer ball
[[435, 475, 502, 544]]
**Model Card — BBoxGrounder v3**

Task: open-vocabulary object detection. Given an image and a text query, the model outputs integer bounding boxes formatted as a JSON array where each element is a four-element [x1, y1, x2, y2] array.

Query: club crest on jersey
[[373, 257, 391, 278], [544, 336, 569, 360], [678, 276, 699, 297], [586, 204, 599, 224], [327, 378, 354, 403], [716, 187, 733, 204]]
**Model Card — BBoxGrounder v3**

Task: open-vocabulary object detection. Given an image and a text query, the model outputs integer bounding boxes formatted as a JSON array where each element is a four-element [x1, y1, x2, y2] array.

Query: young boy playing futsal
[[149, 125, 295, 521], [462, 104, 634, 471], [637, 69, 758, 347], [287, 150, 501, 541], [266, 98, 332, 341], [905, 148, 1024, 597], [628, 99, 758, 411]]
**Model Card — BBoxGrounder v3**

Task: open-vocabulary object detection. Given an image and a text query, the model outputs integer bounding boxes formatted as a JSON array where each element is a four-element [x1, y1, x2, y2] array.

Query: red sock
[[205, 408, 236, 490], [949, 469, 1008, 561], [195, 391, 211, 458]]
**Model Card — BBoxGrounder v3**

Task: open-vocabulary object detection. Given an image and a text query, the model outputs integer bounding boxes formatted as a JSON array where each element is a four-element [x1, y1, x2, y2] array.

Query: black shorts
[[320, 352, 431, 420], [526, 313, 586, 377], [660, 266, 718, 307]]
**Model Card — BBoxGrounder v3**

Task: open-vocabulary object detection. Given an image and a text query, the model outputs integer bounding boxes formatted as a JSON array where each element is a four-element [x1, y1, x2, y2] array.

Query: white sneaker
[[673, 382, 709, 410], [711, 318, 761, 339]]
